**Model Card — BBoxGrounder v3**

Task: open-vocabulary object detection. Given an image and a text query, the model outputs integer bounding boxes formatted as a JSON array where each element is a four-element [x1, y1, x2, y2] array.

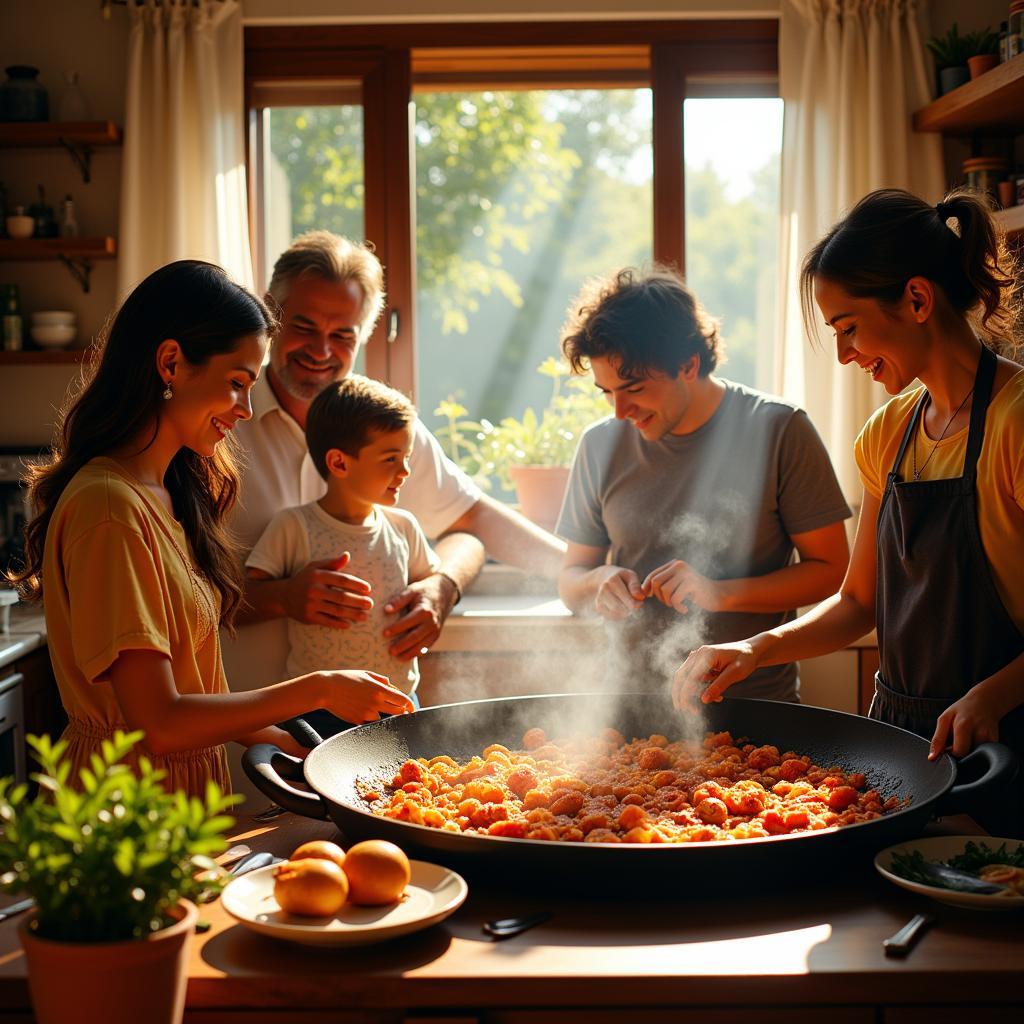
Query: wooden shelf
[[913, 54, 1024, 133], [995, 205, 1024, 238], [0, 237, 116, 293], [0, 120, 121, 148], [0, 350, 86, 365], [0, 120, 121, 183], [0, 237, 116, 261]]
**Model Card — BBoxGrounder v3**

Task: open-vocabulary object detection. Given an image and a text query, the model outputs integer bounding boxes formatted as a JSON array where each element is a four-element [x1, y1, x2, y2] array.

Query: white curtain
[[118, 0, 253, 297], [775, 0, 944, 501]]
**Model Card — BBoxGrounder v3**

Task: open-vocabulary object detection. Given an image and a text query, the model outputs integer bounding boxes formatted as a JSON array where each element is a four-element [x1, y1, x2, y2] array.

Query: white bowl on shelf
[[30, 324, 76, 349], [30, 310, 76, 327]]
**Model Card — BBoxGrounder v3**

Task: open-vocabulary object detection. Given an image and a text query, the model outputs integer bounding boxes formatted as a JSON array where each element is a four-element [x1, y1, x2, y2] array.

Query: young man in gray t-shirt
[[556, 266, 851, 701]]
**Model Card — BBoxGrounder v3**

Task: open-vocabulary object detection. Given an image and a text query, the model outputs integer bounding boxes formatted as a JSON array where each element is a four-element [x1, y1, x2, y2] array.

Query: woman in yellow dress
[[12, 261, 413, 795]]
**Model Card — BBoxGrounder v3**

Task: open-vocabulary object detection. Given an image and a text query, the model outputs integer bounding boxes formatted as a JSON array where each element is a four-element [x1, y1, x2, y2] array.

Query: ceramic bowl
[[30, 324, 76, 349], [5, 215, 34, 240], [30, 310, 76, 327]]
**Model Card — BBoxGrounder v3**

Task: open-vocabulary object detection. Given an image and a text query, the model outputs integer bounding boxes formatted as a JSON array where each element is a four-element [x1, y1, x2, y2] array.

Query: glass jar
[[1010, 1, 1024, 59], [0, 66, 49, 123], [963, 157, 1010, 201]]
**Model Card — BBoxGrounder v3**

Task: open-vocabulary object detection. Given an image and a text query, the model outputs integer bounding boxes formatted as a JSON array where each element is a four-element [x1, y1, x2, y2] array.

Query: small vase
[[938, 65, 970, 94], [56, 71, 91, 121], [967, 54, 1000, 79], [19, 899, 197, 1024], [0, 66, 49, 122]]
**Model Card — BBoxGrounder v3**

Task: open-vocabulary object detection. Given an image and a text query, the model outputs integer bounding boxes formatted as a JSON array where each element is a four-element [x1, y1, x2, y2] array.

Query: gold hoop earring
[[163, 382, 173, 401]]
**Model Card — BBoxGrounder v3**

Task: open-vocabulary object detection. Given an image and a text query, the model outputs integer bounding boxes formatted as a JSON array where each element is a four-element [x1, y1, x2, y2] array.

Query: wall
[[0, 1, 1007, 449], [0, 0, 128, 448]]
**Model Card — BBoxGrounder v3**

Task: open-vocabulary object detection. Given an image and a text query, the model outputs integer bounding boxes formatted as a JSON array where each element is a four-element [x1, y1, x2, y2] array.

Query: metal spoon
[[482, 911, 552, 940]]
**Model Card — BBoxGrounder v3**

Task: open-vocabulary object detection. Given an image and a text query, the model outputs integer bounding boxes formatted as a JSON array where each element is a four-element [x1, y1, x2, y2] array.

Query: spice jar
[[1010, 1, 1024, 58], [963, 157, 1010, 201]]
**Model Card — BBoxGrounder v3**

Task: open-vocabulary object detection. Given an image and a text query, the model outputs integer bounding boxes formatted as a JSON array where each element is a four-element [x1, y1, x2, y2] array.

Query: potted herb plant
[[0, 731, 238, 1024], [435, 357, 609, 531], [964, 26, 1001, 79], [927, 23, 971, 94]]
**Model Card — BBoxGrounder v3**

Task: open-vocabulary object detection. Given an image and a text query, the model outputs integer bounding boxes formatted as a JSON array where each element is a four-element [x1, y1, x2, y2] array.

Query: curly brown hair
[[560, 265, 723, 379]]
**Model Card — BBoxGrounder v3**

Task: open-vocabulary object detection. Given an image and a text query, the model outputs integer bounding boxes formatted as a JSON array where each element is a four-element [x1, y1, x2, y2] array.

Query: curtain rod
[[101, 0, 227, 13]]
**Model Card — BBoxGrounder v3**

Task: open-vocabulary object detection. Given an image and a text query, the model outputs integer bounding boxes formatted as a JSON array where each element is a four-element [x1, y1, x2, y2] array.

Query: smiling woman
[[6, 261, 414, 798]]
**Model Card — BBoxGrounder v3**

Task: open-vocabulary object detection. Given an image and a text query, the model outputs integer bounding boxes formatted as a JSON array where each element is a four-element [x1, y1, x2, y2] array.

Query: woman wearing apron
[[670, 188, 1024, 836]]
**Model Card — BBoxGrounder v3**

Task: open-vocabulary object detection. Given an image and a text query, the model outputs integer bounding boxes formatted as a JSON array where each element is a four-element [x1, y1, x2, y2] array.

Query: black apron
[[871, 344, 1024, 836]]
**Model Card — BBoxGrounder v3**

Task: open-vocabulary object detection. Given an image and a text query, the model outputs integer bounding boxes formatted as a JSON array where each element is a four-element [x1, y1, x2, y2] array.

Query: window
[[413, 88, 652, 434], [683, 98, 783, 390], [245, 22, 780, 480]]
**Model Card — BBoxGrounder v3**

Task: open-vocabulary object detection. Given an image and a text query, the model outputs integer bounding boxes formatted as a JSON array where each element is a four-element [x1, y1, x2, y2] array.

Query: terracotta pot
[[967, 54, 1000, 79], [19, 899, 197, 1024], [508, 464, 570, 533]]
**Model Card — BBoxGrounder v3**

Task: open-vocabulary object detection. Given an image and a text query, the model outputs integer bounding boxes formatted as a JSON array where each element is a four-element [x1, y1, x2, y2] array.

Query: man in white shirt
[[223, 230, 566, 701]]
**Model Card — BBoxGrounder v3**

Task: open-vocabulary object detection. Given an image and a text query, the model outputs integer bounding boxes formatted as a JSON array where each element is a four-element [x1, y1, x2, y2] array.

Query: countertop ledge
[[0, 604, 46, 673]]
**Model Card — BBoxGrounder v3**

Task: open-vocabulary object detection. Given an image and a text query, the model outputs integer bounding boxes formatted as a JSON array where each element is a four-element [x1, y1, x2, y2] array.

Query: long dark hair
[[10, 260, 276, 627], [801, 188, 1020, 354]]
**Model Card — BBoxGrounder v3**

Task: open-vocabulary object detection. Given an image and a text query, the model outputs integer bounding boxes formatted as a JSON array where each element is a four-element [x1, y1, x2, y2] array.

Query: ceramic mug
[[5, 215, 34, 239]]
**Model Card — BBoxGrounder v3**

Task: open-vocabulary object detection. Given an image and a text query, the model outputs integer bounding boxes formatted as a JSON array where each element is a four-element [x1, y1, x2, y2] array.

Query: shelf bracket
[[57, 255, 93, 293], [57, 137, 94, 184]]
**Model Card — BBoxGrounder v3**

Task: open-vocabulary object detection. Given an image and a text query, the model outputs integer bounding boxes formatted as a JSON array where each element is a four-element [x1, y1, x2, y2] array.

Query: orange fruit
[[341, 840, 411, 906], [290, 839, 346, 870], [273, 858, 349, 916]]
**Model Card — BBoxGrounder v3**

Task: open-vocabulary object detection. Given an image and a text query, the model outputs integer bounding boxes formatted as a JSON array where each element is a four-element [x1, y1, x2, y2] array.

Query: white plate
[[221, 859, 468, 946], [875, 835, 1024, 911]]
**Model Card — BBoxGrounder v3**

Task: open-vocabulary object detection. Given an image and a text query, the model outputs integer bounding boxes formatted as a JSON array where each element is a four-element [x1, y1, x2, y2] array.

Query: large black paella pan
[[243, 694, 1014, 878]]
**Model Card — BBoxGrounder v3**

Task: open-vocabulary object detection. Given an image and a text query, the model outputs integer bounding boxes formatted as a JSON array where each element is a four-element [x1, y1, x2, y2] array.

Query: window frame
[[244, 19, 778, 400]]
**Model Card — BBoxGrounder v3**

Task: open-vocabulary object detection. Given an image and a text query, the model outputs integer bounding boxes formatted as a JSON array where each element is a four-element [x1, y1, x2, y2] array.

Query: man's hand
[[593, 565, 645, 621], [383, 573, 459, 661], [642, 559, 723, 614], [280, 552, 374, 629]]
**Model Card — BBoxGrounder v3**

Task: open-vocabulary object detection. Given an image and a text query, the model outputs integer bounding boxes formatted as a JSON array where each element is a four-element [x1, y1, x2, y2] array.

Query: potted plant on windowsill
[[0, 732, 238, 1024], [927, 22, 971, 94], [435, 357, 609, 532]]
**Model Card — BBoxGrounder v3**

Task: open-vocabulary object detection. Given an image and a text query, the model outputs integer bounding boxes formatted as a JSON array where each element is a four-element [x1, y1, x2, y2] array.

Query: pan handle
[[241, 743, 330, 821], [937, 741, 1018, 816]]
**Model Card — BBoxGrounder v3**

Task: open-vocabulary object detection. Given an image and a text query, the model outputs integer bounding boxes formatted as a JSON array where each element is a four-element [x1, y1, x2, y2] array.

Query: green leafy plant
[[434, 357, 610, 492], [0, 731, 238, 943], [963, 26, 1000, 57], [926, 23, 971, 69]]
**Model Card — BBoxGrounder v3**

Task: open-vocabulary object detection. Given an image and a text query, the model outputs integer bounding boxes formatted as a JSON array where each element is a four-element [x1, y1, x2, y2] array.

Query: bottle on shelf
[[2, 285, 23, 352], [56, 71, 91, 122], [60, 195, 79, 239]]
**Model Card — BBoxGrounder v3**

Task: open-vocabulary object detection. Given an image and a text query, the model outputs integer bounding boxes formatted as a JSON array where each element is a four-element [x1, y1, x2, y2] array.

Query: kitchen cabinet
[[17, 646, 65, 749], [913, 54, 1024, 239], [0, 120, 121, 294]]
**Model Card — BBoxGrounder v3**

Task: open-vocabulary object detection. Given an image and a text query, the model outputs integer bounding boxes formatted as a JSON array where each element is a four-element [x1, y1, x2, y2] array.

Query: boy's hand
[[642, 559, 722, 614], [284, 552, 374, 629], [382, 574, 458, 661], [593, 565, 645, 620]]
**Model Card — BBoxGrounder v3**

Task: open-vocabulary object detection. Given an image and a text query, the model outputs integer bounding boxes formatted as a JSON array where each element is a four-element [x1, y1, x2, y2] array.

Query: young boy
[[246, 375, 441, 713]]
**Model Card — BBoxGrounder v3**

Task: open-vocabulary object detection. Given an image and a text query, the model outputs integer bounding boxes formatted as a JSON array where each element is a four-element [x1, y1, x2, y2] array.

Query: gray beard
[[274, 361, 343, 401]]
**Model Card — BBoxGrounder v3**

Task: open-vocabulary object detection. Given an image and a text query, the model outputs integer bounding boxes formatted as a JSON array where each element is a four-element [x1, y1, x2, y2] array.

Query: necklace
[[912, 387, 974, 481]]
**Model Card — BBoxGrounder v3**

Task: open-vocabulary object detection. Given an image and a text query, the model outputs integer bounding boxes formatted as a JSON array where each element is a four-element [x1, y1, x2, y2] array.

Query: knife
[[0, 898, 35, 923]]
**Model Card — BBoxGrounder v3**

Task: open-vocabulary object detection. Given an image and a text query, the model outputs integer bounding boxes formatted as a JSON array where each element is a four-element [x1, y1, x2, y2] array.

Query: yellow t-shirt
[[41, 457, 231, 796], [854, 368, 1024, 631]]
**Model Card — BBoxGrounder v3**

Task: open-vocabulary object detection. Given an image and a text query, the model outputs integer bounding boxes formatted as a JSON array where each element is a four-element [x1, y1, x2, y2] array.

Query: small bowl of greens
[[875, 836, 1024, 910]]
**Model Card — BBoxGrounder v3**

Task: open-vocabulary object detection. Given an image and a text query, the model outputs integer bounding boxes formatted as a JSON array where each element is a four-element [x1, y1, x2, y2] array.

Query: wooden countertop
[[1, 813, 1020, 1018]]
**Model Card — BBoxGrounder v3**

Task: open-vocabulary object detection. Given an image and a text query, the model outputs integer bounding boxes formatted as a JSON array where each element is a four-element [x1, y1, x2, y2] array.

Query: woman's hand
[[315, 669, 415, 723], [642, 559, 722, 614], [671, 641, 761, 711], [929, 684, 1004, 760], [593, 566, 645, 620]]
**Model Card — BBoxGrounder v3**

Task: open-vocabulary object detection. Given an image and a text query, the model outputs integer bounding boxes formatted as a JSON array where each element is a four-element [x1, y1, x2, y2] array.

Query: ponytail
[[801, 188, 1020, 356]]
